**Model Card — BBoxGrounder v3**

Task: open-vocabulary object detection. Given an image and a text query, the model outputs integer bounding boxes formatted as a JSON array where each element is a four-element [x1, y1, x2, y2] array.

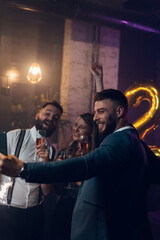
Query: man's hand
[[36, 144, 49, 162], [0, 153, 23, 177]]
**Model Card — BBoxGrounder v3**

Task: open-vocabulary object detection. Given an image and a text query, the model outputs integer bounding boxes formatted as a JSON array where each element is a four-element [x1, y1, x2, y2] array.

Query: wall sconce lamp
[[7, 69, 18, 82], [27, 63, 42, 84], [0, 68, 19, 95]]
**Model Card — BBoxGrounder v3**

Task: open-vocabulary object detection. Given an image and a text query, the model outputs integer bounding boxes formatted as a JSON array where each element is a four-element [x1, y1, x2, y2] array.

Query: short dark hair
[[94, 89, 128, 113], [41, 100, 63, 114]]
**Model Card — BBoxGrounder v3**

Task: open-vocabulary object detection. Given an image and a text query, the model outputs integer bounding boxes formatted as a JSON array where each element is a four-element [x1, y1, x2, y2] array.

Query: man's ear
[[116, 106, 124, 118], [35, 113, 39, 120]]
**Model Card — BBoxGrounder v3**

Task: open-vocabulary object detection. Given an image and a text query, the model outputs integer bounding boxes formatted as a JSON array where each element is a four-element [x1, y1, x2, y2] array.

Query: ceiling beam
[[0, 0, 160, 34]]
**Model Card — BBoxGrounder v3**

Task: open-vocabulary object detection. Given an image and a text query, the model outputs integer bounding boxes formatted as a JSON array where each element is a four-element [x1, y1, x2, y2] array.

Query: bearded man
[[0, 100, 63, 240]]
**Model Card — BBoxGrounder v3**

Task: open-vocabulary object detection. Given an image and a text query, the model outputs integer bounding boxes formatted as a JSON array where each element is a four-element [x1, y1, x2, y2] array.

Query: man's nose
[[47, 115, 53, 121], [93, 112, 98, 121]]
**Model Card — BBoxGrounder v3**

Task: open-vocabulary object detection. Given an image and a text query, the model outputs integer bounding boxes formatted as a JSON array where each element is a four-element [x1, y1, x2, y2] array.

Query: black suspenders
[[7, 129, 26, 205]]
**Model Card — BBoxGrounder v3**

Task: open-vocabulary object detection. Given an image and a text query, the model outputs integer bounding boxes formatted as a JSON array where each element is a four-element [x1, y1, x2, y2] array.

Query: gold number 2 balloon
[[125, 82, 160, 156]]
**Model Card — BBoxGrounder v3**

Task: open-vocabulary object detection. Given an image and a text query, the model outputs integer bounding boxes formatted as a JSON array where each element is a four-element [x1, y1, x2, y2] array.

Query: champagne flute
[[36, 130, 46, 145], [79, 135, 89, 155], [36, 130, 47, 161]]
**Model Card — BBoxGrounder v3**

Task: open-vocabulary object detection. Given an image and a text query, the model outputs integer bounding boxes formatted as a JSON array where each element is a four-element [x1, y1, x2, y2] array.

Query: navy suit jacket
[[26, 127, 152, 240]]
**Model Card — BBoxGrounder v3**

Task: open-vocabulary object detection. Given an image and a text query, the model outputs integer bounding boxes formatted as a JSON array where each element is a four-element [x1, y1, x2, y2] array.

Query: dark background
[[0, 0, 160, 239]]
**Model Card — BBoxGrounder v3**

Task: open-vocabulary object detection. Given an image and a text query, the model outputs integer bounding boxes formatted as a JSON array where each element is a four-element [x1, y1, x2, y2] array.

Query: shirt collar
[[30, 126, 37, 142], [114, 125, 134, 133]]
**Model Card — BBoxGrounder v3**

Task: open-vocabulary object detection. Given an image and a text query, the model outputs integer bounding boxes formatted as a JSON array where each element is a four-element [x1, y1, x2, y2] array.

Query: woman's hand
[[75, 148, 85, 157], [56, 155, 63, 162], [90, 63, 103, 92], [90, 63, 103, 79]]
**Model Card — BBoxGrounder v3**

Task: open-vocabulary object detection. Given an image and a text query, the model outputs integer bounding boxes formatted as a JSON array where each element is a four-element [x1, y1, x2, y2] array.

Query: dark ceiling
[[0, 0, 160, 34]]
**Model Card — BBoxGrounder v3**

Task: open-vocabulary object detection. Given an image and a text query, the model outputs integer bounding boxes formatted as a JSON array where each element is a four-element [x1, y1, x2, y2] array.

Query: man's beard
[[35, 118, 56, 137], [97, 113, 117, 146]]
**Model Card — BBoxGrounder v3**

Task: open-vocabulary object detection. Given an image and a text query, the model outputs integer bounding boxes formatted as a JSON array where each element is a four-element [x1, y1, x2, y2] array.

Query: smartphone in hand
[[0, 132, 7, 155]]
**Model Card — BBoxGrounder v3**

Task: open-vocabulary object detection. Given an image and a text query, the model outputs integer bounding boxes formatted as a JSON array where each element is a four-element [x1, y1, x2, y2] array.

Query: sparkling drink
[[36, 138, 45, 145], [80, 142, 89, 155], [36, 130, 46, 146], [79, 135, 89, 155]]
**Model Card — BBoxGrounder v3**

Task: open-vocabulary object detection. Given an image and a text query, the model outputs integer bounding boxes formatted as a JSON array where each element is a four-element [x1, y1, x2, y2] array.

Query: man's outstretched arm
[[0, 153, 23, 177], [0, 153, 87, 183]]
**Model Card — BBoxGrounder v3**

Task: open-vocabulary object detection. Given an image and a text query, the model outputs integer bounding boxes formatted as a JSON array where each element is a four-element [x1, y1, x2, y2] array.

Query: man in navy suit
[[0, 89, 152, 240]]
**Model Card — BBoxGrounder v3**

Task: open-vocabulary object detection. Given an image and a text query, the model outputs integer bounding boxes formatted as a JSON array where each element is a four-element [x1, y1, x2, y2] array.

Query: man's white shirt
[[0, 126, 53, 208]]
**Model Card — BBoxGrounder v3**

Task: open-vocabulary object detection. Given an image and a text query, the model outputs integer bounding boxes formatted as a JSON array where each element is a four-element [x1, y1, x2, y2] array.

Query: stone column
[[59, 19, 120, 148]]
